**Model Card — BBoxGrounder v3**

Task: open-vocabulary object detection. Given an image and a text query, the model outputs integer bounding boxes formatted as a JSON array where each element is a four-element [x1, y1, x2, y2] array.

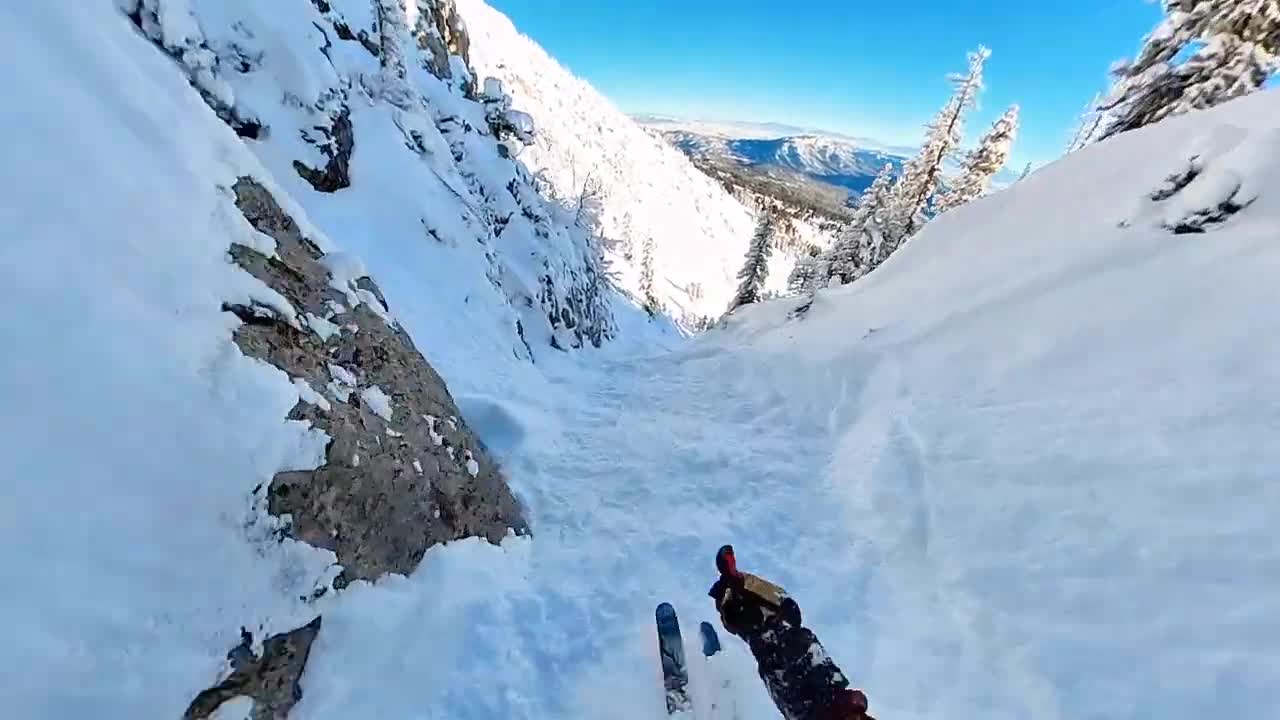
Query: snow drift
[[706, 88, 1280, 719]]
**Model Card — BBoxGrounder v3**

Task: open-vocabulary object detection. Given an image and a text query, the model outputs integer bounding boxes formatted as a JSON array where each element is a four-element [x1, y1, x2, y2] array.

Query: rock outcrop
[[183, 618, 322, 720], [230, 177, 527, 583], [183, 176, 528, 719], [415, 0, 474, 87]]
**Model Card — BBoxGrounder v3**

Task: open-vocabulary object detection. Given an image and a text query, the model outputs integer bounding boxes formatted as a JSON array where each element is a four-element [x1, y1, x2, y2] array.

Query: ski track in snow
[[412, 336, 1033, 720], [496, 346, 880, 720]]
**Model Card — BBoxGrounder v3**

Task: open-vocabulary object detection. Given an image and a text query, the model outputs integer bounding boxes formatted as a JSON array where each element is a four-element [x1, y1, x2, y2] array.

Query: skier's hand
[[846, 688, 868, 713], [780, 597, 802, 626]]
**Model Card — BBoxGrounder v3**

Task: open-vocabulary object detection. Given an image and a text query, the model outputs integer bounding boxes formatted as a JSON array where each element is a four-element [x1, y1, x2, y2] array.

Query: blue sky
[[485, 1, 1163, 166]]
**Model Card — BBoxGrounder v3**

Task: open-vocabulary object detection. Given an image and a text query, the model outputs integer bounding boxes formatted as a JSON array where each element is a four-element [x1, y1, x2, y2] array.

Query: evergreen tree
[[786, 252, 827, 294], [833, 164, 896, 283], [638, 236, 658, 314], [936, 104, 1020, 215], [886, 46, 990, 241], [728, 214, 776, 312], [1065, 92, 1105, 152], [786, 163, 897, 294], [1099, 1, 1280, 140]]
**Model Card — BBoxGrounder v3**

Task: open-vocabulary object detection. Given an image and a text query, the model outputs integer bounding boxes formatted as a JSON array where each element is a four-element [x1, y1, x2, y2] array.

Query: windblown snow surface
[[3, 2, 1279, 720]]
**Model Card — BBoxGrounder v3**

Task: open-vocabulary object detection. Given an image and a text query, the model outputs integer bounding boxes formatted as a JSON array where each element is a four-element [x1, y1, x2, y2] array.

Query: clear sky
[[485, 1, 1163, 167]]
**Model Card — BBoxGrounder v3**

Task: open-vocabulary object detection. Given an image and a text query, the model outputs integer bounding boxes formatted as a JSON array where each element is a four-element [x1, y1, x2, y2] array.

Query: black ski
[[655, 602, 692, 715], [699, 621, 722, 657]]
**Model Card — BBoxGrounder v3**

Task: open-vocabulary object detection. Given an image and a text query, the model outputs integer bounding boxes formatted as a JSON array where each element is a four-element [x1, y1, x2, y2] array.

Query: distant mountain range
[[632, 114, 917, 156], [635, 114, 1020, 202], [634, 115, 910, 199]]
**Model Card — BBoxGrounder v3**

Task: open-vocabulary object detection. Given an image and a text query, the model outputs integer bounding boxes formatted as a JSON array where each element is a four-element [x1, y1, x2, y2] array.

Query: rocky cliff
[[37, 0, 647, 716]]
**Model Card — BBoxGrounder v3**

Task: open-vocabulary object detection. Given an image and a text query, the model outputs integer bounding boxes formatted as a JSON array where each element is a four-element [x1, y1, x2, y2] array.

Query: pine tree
[[786, 252, 827, 294], [728, 214, 776, 312], [936, 104, 1019, 215], [886, 46, 990, 242], [1065, 92, 1105, 153], [831, 164, 896, 284], [638, 236, 658, 314], [1098, 1, 1280, 140]]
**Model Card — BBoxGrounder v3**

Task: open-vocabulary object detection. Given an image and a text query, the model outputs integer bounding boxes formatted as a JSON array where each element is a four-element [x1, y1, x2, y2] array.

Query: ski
[[655, 602, 692, 715], [699, 621, 722, 657]]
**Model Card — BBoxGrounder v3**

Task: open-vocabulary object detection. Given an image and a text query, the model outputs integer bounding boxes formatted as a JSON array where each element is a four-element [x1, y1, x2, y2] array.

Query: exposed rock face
[[415, 0, 473, 84], [293, 108, 354, 193], [229, 177, 527, 583], [184, 617, 322, 720]]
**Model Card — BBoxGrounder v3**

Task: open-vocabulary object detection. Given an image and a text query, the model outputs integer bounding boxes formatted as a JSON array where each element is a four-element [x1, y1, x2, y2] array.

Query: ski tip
[[656, 602, 676, 617], [699, 621, 722, 656]]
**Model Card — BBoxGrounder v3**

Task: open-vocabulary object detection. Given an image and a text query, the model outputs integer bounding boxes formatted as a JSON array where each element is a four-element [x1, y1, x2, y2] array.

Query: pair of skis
[[655, 602, 731, 717]]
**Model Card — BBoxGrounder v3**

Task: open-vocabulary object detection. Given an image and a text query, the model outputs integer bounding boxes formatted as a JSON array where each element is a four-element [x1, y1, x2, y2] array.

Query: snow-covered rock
[[231, 178, 526, 584], [0, 0, 648, 717]]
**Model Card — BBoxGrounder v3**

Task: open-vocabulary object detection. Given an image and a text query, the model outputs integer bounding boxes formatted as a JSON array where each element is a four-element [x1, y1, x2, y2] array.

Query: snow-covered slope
[[5, 1, 1278, 719], [456, 0, 774, 325], [698, 89, 1280, 719]]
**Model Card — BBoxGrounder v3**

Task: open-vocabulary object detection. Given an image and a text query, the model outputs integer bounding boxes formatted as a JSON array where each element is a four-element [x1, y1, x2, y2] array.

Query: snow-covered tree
[[886, 46, 990, 241], [832, 164, 896, 282], [639, 236, 658, 314], [728, 214, 776, 312], [786, 252, 828, 295], [1099, 1, 1280, 140], [1065, 92, 1105, 153], [936, 104, 1019, 214]]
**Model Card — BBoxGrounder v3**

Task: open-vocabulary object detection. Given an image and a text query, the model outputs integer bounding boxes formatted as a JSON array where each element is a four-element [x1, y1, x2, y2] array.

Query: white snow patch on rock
[[292, 378, 332, 412], [360, 385, 394, 421], [304, 312, 340, 342]]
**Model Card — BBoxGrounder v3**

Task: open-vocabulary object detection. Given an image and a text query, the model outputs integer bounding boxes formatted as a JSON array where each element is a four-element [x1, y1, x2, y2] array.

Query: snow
[[0, 2, 335, 717], [5, 2, 1280, 720], [294, 378, 334, 412], [423, 414, 444, 445], [318, 251, 368, 288], [208, 695, 254, 720], [359, 385, 394, 422], [303, 312, 340, 341], [327, 363, 357, 403], [457, 0, 763, 326], [327, 363, 358, 387]]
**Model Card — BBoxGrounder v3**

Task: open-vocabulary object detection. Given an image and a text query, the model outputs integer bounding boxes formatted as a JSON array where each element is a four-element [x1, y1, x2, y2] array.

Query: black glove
[[780, 597, 802, 627]]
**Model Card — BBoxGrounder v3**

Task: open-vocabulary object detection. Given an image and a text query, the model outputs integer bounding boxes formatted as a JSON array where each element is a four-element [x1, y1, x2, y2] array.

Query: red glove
[[821, 688, 871, 720]]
